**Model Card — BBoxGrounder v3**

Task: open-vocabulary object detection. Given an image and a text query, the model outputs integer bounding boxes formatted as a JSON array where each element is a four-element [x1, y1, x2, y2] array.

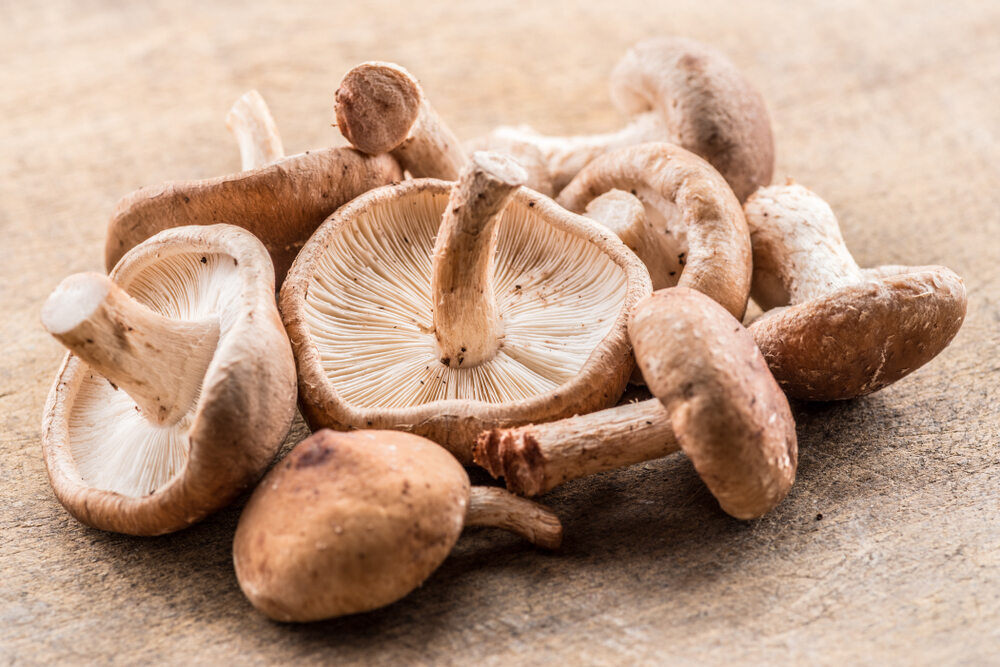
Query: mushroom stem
[[465, 486, 563, 549], [41, 272, 220, 426], [226, 90, 285, 170], [431, 151, 527, 368], [475, 399, 679, 497], [335, 62, 465, 180]]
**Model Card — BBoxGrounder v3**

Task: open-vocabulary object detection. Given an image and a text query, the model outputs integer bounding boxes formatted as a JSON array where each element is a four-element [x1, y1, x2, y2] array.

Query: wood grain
[[2, 0, 998, 663]]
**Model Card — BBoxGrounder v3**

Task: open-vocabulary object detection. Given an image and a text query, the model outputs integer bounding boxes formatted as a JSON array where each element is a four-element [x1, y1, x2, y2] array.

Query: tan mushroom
[[476, 287, 797, 520], [558, 142, 752, 319], [280, 151, 652, 462], [471, 36, 774, 200], [233, 429, 562, 622], [745, 183, 967, 400], [41, 225, 296, 535], [105, 90, 402, 284], [334, 61, 466, 180]]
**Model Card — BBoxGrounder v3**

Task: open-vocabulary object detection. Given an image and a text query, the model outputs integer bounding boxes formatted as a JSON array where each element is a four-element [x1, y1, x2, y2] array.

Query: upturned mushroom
[[744, 183, 967, 400], [475, 287, 797, 520], [105, 90, 402, 283], [41, 224, 297, 535], [558, 142, 752, 318], [334, 61, 466, 180], [280, 151, 652, 462], [233, 429, 562, 622], [470, 36, 774, 200]]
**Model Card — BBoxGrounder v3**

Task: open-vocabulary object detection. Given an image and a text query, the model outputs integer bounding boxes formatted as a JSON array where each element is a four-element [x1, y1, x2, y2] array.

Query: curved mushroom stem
[[482, 112, 666, 194], [431, 152, 527, 368], [474, 399, 679, 497], [226, 90, 285, 170], [465, 486, 563, 549], [744, 183, 865, 310], [584, 189, 678, 290], [335, 61, 465, 180], [41, 272, 220, 426]]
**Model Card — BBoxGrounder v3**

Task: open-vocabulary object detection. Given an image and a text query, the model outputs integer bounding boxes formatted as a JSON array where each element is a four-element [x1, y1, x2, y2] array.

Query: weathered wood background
[[2, 1, 998, 663]]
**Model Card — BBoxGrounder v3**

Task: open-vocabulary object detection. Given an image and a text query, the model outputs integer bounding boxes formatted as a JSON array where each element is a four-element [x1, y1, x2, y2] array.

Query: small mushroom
[[41, 225, 297, 535], [470, 36, 774, 200], [334, 61, 466, 180], [233, 429, 562, 622], [475, 287, 797, 520], [105, 91, 402, 284], [280, 151, 652, 462], [745, 183, 968, 400], [558, 142, 752, 319]]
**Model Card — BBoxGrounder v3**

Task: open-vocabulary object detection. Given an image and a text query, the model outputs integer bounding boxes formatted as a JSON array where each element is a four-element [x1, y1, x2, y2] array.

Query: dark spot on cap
[[295, 441, 334, 468], [441, 357, 450, 367], [815, 513, 823, 521]]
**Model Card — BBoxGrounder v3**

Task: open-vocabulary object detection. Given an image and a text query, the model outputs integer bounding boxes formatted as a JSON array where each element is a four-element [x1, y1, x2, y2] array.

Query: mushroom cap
[[629, 287, 797, 519], [280, 180, 652, 462], [104, 147, 402, 283], [750, 265, 967, 401], [42, 224, 297, 535], [609, 36, 774, 202], [558, 142, 752, 320], [233, 429, 470, 622]]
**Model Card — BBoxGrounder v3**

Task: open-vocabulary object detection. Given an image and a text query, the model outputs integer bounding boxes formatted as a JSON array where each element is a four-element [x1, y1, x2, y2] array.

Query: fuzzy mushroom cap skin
[[42, 225, 297, 535], [630, 287, 797, 519], [280, 179, 652, 462], [558, 142, 751, 320], [744, 184, 968, 401], [104, 148, 402, 284], [233, 430, 470, 623], [471, 36, 773, 200]]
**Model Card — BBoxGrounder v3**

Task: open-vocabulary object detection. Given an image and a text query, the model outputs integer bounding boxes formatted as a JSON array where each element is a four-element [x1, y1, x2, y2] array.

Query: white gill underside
[[304, 193, 629, 408], [68, 253, 240, 497]]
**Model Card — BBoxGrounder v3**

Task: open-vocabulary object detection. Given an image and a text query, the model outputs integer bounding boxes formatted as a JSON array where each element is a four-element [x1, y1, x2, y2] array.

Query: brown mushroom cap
[[744, 183, 968, 400], [630, 287, 797, 519], [471, 36, 774, 200], [750, 266, 967, 401], [280, 178, 652, 462], [233, 429, 562, 622], [233, 429, 469, 622], [42, 224, 297, 535], [105, 147, 402, 284], [558, 142, 752, 319]]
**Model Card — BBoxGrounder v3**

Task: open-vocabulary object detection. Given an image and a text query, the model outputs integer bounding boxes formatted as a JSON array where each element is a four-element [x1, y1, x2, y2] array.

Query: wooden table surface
[[3, 1, 999, 664]]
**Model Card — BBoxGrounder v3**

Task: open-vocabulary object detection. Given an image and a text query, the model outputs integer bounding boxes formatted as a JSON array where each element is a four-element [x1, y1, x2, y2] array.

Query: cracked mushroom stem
[[431, 151, 528, 367], [475, 399, 678, 497], [41, 272, 219, 426], [465, 486, 563, 549], [226, 89, 285, 170], [335, 61, 465, 179]]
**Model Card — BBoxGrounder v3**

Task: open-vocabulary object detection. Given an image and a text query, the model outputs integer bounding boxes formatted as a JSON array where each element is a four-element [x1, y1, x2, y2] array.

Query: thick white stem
[[226, 90, 285, 170], [42, 272, 220, 426]]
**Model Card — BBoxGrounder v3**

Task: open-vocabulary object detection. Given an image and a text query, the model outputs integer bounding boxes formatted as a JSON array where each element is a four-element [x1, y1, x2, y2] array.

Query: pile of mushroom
[[37, 36, 966, 623]]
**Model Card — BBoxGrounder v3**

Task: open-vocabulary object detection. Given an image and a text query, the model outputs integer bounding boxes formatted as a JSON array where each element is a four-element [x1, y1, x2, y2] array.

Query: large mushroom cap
[[42, 224, 296, 535], [750, 266, 967, 401], [558, 142, 752, 319], [629, 287, 797, 519], [105, 147, 402, 283], [609, 36, 774, 202], [233, 429, 470, 623], [281, 178, 651, 462]]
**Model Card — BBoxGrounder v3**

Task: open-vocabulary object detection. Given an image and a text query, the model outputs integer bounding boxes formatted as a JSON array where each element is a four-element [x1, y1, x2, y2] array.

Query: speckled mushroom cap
[[558, 142, 752, 319], [630, 287, 797, 519], [745, 183, 967, 401], [280, 173, 652, 462], [233, 429, 563, 622], [233, 429, 470, 622], [42, 224, 296, 535], [105, 147, 402, 284], [470, 36, 774, 200]]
